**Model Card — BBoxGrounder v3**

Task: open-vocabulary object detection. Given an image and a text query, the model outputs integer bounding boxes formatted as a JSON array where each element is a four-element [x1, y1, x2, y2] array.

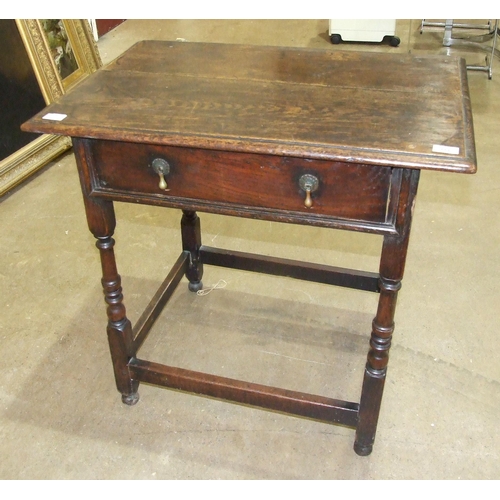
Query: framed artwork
[[0, 19, 102, 196]]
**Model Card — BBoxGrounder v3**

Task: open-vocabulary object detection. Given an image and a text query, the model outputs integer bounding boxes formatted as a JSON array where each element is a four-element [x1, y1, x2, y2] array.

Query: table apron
[[78, 138, 409, 235]]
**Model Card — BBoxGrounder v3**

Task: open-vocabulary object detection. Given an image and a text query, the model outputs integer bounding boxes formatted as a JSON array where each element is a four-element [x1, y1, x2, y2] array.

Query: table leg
[[86, 196, 139, 405], [354, 168, 419, 455], [354, 262, 402, 456], [181, 210, 204, 292]]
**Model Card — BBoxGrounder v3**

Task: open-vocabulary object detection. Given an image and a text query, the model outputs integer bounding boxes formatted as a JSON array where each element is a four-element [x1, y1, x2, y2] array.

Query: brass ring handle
[[151, 158, 171, 191], [298, 174, 319, 209]]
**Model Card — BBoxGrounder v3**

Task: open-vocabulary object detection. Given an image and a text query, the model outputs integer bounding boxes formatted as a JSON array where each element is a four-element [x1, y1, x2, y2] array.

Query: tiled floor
[[1, 20, 499, 479]]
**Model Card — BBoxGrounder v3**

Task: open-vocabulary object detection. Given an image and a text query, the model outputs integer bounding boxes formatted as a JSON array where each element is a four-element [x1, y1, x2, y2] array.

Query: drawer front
[[91, 140, 393, 224]]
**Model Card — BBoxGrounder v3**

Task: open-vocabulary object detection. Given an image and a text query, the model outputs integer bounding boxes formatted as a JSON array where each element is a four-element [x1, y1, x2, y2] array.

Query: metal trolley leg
[[420, 19, 498, 79]]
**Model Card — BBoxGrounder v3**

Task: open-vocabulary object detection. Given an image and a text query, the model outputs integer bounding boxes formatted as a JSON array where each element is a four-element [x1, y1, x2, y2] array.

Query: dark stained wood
[[181, 210, 204, 292], [131, 251, 188, 352], [199, 246, 380, 292], [22, 41, 477, 456], [90, 139, 395, 225], [95, 20, 126, 38], [354, 168, 420, 455], [23, 41, 476, 173], [129, 358, 360, 428]]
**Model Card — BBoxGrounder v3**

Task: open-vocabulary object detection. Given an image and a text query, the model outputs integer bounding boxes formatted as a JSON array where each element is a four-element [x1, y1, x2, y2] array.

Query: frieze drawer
[[89, 139, 396, 227]]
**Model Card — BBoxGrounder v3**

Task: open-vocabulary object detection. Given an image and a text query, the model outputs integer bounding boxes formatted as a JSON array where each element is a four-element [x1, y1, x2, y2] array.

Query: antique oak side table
[[23, 41, 476, 455]]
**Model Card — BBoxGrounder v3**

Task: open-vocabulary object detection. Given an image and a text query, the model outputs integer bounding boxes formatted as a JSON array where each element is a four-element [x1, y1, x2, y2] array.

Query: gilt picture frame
[[0, 19, 102, 196]]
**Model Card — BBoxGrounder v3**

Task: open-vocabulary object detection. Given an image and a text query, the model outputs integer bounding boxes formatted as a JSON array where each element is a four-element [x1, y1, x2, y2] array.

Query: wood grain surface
[[22, 40, 476, 173]]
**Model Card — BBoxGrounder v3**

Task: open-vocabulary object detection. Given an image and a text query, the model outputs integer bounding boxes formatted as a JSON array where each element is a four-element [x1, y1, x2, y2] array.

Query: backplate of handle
[[151, 158, 170, 191], [298, 174, 319, 208]]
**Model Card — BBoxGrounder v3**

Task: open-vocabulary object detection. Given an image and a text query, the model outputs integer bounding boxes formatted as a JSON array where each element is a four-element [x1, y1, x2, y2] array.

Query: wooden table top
[[23, 40, 476, 173]]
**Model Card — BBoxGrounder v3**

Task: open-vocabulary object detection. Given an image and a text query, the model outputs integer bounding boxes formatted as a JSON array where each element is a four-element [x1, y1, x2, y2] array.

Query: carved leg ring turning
[[354, 277, 401, 456], [181, 210, 204, 292], [353, 169, 418, 455], [96, 236, 139, 405]]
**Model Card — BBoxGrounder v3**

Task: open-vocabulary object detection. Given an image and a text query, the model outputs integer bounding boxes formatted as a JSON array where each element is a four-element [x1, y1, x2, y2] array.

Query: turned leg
[[354, 271, 401, 456], [73, 138, 139, 405], [96, 234, 139, 405], [84, 197, 139, 405], [354, 168, 420, 455], [181, 210, 204, 292]]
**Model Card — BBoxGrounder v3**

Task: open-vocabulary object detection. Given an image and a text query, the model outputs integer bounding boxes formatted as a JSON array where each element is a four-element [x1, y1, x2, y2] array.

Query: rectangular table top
[[23, 40, 476, 173]]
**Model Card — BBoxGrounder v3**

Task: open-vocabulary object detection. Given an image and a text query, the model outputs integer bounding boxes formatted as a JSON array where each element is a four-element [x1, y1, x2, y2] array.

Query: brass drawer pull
[[298, 174, 319, 208], [151, 158, 171, 191]]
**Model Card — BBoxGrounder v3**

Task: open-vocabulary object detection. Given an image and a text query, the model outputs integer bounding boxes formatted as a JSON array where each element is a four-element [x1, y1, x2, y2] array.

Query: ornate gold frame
[[0, 19, 102, 196]]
